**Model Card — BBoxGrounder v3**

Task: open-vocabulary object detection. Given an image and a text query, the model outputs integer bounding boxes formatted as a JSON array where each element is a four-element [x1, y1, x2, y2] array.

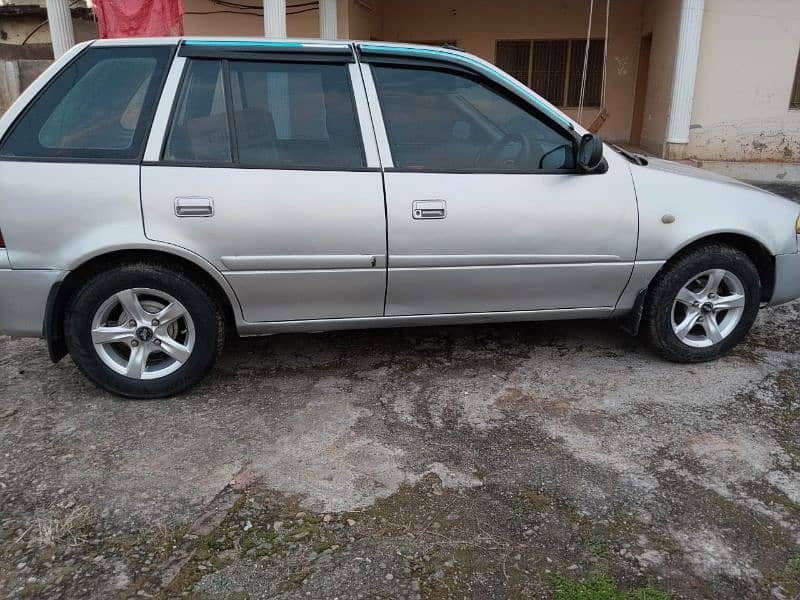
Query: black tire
[[65, 262, 224, 399], [642, 244, 761, 363]]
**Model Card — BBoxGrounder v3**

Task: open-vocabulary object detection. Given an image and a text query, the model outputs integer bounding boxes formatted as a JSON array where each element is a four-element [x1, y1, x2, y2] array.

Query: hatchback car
[[1, 38, 799, 399]]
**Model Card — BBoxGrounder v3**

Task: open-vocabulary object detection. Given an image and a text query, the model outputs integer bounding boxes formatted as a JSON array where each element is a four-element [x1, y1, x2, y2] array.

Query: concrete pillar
[[664, 0, 705, 159], [320, 0, 338, 39], [45, 0, 75, 59], [263, 0, 287, 38]]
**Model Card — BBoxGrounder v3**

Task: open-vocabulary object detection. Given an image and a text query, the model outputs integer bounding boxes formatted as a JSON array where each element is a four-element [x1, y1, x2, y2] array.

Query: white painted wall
[[686, 0, 800, 162]]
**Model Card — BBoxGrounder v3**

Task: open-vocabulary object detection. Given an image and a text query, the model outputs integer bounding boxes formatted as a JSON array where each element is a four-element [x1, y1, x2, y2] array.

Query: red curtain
[[93, 0, 184, 38]]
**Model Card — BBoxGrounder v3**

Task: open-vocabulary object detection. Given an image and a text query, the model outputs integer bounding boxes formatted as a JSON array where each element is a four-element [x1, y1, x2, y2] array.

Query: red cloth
[[93, 0, 184, 38]]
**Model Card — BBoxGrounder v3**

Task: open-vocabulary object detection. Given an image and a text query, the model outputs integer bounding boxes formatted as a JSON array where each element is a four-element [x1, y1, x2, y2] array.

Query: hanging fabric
[[93, 0, 185, 38]]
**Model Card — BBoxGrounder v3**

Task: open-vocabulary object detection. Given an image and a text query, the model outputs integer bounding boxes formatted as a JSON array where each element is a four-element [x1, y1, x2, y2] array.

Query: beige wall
[[183, 0, 321, 37], [0, 15, 97, 45], [183, 0, 373, 40], [639, 0, 680, 155], [686, 0, 800, 162], [378, 0, 644, 141]]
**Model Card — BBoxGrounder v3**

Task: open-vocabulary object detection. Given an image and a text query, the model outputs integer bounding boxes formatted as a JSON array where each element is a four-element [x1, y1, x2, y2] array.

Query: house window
[[791, 48, 800, 110], [496, 39, 605, 108]]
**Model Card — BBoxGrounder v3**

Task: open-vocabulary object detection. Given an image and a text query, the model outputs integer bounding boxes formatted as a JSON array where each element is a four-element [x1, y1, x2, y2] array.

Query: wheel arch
[[666, 233, 775, 303], [45, 248, 242, 362], [621, 232, 775, 336]]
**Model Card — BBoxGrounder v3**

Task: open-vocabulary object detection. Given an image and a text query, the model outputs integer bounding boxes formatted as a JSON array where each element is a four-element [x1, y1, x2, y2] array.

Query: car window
[[0, 46, 172, 161], [164, 59, 364, 169], [371, 65, 575, 172], [163, 59, 232, 163], [228, 61, 364, 169]]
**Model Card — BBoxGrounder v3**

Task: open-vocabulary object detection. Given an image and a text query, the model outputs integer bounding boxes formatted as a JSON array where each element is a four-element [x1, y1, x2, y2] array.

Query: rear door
[[141, 42, 386, 323], [360, 51, 638, 317]]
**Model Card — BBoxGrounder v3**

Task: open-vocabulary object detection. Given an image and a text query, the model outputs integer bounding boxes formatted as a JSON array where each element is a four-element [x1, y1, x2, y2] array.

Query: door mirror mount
[[576, 133, 604, 173]]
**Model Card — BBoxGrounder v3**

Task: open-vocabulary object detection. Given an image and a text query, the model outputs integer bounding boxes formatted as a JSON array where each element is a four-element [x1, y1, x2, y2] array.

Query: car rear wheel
[[65, 263, 224, 398], [642, 244, 761, 363]]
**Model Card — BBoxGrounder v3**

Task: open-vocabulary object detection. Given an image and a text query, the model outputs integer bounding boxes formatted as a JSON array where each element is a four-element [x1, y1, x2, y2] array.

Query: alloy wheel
[[90, 288, 196, 380], [670, 269, 746, 348]]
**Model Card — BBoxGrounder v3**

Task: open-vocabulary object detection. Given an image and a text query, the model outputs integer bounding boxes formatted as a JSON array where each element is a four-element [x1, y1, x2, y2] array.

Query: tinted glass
[[0, 46, 171, 160], [229, 61, 363, 169], [372, 65, 575, 172], [163, 59, 232, 163]]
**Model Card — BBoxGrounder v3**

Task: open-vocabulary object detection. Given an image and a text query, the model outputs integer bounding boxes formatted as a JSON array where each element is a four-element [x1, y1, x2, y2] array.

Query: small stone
[[293, 531, 309, 540], [273, 521, 283, 531], [431, 522, 441, 530], [296, 512, 307, 519], [385, 573, 394, 580], [347, 519, 356, 527], [567, 564, 579, 571], [323, 514, 332, 523], [16, 562, 25, 570], [243, 521, 253, 531], [411, 579, 421, 592], [523, 529, 534, 537]]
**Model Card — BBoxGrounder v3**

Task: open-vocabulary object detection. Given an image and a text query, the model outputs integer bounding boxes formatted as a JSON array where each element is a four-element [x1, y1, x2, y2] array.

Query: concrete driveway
[[2, 297, 800, 599]]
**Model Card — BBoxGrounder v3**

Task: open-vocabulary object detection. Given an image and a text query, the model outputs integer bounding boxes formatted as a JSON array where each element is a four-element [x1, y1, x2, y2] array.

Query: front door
[[141, 47, 386, 323], [364, 61, 638, 316]]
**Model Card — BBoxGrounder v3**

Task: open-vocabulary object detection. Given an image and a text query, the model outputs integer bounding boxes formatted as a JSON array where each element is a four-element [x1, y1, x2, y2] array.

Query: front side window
[[372, 65, 576, 173], [164, 59, 364, 169], [0, 46, 172, 160]]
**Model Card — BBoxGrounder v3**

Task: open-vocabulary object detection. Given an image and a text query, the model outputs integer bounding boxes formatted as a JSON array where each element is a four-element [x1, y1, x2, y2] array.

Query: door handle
[[175, 197, 214, 217], [413, 199, 447, 219]]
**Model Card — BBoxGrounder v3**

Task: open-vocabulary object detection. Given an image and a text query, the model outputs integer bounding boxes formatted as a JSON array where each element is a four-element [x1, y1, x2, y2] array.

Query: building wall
[[183, 0, 321, 37], [0, 14, 97, 45], [378, 0, 644, 141], [687, 0, 800, 162], [639, 0, 681, 155]]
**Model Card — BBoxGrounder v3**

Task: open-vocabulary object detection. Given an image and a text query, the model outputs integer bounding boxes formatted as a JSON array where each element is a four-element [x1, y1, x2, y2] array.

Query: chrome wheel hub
[[91, 288, 195, 380], [671, 269, 746, 348]]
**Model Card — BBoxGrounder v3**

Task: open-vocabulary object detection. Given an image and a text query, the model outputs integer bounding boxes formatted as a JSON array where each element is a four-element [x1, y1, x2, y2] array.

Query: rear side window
[[0, 46, 172, 161], [163, 60, 232, 163], [163, 58, 364, 169]]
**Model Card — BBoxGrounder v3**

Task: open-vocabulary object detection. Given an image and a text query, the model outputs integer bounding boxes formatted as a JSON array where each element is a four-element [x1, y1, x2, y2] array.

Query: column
[[320, 0, 338, 40], [664, 0, 705, 158], [264, 0, 287, 38], [45, 0, 75, 59]]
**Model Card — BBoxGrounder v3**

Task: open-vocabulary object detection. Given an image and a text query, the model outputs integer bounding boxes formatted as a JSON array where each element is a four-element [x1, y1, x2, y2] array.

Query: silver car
[[1, 38, 799, 399]]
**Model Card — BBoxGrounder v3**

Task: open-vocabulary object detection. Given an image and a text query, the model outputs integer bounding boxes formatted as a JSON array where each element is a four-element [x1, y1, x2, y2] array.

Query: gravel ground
[[1, 182, 799, 599]]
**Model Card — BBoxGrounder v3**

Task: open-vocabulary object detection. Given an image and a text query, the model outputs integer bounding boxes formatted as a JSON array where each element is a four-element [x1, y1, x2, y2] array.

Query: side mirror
[[577, 133, 604, 172]]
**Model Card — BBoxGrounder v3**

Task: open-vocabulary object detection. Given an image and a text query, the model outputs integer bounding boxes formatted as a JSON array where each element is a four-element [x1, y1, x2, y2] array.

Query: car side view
[[0, 38, 799, 399]]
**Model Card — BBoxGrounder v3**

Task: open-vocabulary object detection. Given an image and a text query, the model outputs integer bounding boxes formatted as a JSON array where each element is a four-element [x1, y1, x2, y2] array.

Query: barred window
[[791, 48, 800, 110], [496, 39, 605, 108]]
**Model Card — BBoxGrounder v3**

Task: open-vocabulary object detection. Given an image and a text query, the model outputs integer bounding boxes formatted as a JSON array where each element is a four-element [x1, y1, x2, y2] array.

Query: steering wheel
[[476, 132, 531, 170]]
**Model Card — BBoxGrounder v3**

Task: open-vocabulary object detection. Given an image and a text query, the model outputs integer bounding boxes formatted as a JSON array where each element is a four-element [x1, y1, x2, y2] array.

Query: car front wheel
[[642, 244, 761, 363], [65, 262, 224, 398]]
